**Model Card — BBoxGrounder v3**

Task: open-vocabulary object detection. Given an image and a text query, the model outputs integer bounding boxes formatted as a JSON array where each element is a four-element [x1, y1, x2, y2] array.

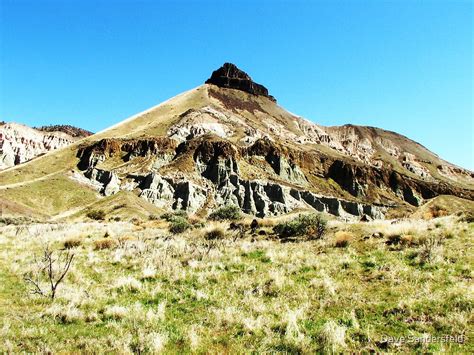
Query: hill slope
[[0, 63, 472, 220]]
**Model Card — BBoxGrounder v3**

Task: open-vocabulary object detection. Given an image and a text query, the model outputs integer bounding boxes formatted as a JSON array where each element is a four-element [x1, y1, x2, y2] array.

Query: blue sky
[[0, 0, 472, 169]]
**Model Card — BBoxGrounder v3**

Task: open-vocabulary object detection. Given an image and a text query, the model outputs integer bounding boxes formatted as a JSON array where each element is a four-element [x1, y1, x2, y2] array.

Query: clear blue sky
[[1, 0, 472, 169]]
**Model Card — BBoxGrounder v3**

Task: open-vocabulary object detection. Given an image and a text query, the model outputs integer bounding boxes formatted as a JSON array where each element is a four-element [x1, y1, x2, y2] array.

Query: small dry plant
[[23, 245, 74, 299]]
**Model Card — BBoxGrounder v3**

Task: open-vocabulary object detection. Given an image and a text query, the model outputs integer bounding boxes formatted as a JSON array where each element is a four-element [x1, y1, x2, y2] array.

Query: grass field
[[0, 213, 472, 353], [0, 174, 99, 218]]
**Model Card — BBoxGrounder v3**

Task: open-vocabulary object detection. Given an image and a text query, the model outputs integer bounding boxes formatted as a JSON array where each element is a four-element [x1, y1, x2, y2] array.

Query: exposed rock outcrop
[[206, 63, 276, 102], [0, 122, 90, 170], [77, 137, 177, 170], [139, 174, 206, 213], [84, 168, 120, 196], [36, 125, 93, 138], [139, 173, 175, 208], [245, 138, 308, 186], [75, 131, 474, 218]]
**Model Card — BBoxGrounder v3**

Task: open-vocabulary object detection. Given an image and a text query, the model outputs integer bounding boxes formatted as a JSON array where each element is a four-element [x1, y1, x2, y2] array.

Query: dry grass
[[0, 215, 472, 353], [204, 227, 226, 240], [334, 231, 353, 248], [63, 237, 82, 249], [93, 238, 119, 250], [423, 205, 449, 220]]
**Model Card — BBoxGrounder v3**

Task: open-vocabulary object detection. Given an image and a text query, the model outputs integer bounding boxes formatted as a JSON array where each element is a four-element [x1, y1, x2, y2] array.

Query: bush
[[209, 205, 242, 221], [204, 227, 226, 240], [169, 216, 191, 234], [63, 238, 82, 249], [86, 210, 106, 221], [274, 213, 327, 240], [94, 238, 119, 250], [334, 231, 353, 248], [459, 212, 474, 223], [130, 218, 141, 225], [189, 216, 205, 226], [161, 210, 188, 222], [0, 216, 34, 225], [417, 235, 443, 264], [148, 214, 160, 221], [385, 234, 402, 246]]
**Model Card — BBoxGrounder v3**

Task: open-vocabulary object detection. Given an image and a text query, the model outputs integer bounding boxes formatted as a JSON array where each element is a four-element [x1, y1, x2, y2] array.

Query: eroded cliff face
[[75, 136, 387, 218], [74, 130, 473, 219], [0, 122, 91, 170]]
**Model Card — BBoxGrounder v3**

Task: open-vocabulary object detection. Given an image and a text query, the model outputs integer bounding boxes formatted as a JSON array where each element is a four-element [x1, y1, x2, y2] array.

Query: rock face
[[0, 122, 91, 170], [206, 63, 276, 102], [76, 136, 387, 218]]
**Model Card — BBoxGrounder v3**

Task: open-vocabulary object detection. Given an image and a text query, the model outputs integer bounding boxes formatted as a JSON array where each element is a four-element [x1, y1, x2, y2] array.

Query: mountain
[[0, 122, 92, 170], [0, 63, 472, 220]]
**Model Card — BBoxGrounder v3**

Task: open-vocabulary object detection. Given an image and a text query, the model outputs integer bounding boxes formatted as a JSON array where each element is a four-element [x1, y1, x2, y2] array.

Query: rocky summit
[[206, 63, 276, 102], [0, 63, 473, 221]]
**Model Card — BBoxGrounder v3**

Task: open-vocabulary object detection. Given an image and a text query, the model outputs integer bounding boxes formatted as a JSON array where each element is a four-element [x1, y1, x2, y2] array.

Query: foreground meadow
[[0, 213, 472, 353]]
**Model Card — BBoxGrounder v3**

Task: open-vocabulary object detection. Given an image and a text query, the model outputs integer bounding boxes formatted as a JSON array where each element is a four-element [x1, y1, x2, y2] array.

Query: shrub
[[169, 217, 191, 234], [334, 231, 353, 248], [162, 210, 188, 222], [400, 234, 415, 246], [130, 218, 141, 225], [192, 221, 206, 229], [148, 214, 160, 221], [417, 235, 443, 264], [204, 227, 226, 240], [86, 209, 106, 221], [209, 205, 242, 221], [63, 237, 82, 249], [189, 216, 205, 226], [423, 205, 448, 220], [0, 216, 34, 225], [430, 205, 448, 218], [94, 238, 119, 250], [258, 219, 276, 228], [459, 212, 474, 223], [385, 234, 402, 245], [274, 213, 327, 240]]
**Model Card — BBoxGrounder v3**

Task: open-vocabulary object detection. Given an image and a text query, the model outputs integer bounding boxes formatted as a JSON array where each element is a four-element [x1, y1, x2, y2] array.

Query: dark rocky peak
[[36, 124, 93, 138], [205, 63, 276, 102]]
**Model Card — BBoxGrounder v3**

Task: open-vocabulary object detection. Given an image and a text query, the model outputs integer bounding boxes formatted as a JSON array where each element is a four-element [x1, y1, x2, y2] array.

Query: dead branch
[[23, 245, 74, 299]]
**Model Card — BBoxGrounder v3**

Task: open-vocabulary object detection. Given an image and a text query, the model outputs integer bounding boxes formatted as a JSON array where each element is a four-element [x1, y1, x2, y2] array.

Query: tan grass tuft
[[63, 237, 82, 249], [94, 238, 119, 250], [334, 231, 353, 248]]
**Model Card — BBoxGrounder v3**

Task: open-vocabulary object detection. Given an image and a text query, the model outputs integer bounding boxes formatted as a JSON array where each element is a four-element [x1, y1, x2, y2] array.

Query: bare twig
[[23, 245, 74, 299]]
